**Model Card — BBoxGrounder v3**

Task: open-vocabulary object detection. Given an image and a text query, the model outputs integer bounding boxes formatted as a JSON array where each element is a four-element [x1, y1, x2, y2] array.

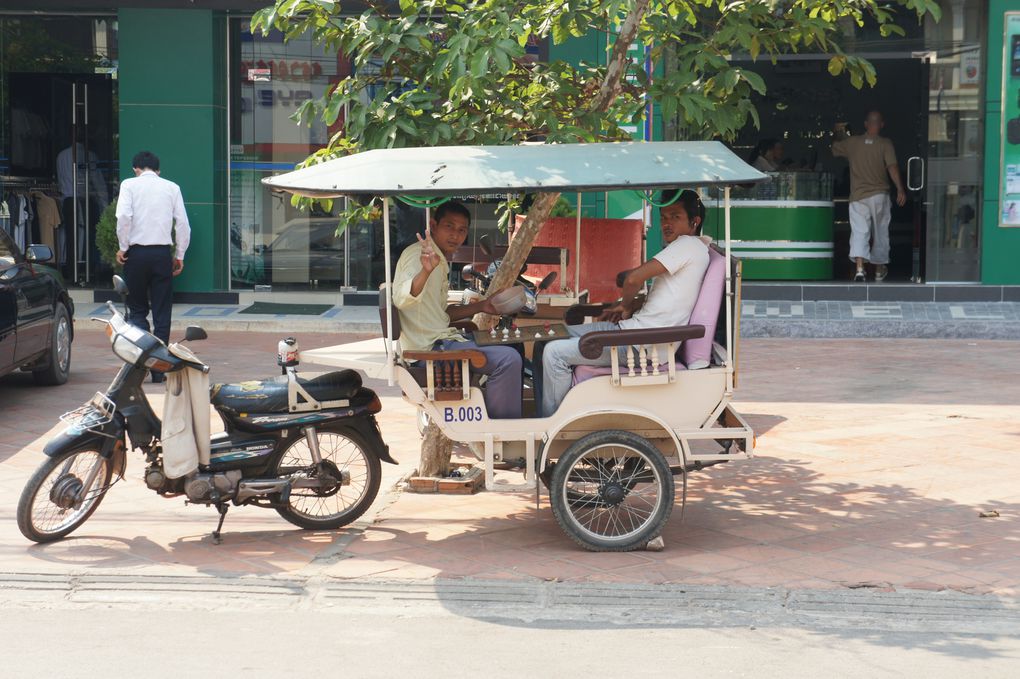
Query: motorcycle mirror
[[183, 326, 208, 342], [461, 264, 477, 281], [112, 275, 130, 297], [538, 271, 558, 291], [478, 234, 494, 260]]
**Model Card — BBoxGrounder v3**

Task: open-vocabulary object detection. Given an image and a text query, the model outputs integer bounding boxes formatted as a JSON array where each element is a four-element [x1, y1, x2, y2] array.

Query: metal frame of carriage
[[264, 142, 765, 551]]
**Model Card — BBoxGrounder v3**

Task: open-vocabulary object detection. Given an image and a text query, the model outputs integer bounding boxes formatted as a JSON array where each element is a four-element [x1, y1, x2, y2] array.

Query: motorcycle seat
[[211, 369, 364, 414]]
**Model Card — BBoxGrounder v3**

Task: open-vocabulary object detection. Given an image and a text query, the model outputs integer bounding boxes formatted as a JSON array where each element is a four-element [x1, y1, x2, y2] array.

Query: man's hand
[[116, 250, 128, 265], [896, 189, 907, 207], [417, 231, 440, 274], [173, 258, 184, 276], [598, 303, 630, 323]]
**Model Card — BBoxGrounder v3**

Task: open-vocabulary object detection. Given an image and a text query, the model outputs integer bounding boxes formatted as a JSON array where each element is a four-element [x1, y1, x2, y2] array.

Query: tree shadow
[[328, 448, 1020, 655]]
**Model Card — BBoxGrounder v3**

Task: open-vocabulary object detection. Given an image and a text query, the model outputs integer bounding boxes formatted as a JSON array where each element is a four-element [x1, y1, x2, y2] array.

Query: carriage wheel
[[549, 430, 674, 552]]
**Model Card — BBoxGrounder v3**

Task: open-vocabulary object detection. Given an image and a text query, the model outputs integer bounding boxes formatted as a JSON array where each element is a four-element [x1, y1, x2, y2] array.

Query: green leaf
[[828, 55, 846, 77]]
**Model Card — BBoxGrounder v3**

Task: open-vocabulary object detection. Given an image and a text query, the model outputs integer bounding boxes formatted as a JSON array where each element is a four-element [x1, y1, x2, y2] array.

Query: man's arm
[[114, 182, 133, 265], [172, 185, 191, 275], [886, 143, 907, 207], [599, 258, 668, 322], [831, 123, 849, 158], [446, 296, 498, 321], [392, 235, 440, 310]]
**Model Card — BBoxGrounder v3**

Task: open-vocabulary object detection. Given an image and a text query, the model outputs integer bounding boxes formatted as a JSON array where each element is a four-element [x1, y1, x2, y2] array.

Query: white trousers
[[848, 192, 891, 265]]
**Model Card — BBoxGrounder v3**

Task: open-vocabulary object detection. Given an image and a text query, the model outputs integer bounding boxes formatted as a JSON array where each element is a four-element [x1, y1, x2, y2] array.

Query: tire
[[550, 430, 674, 552], [33, 304, 72, 386], [416, 408, 430, 437], [17, 447, 113, 543], [273, 426, 382, 530]]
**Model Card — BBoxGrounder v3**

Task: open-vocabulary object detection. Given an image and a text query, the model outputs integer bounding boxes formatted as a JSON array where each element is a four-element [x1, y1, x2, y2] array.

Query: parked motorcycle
[[16, 276, 395, 544]]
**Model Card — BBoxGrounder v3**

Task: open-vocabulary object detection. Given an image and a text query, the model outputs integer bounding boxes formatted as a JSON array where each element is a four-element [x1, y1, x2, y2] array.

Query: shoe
[[875, 265, 888, 282], [853, 269, 866, 282]]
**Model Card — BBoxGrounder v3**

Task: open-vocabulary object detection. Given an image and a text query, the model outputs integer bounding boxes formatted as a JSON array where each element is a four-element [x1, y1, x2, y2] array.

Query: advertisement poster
[[1000, 12, 1020, 226]]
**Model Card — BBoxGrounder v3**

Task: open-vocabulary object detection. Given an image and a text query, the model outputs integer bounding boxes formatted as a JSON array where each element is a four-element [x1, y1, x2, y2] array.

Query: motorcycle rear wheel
[[273, 426, 382, 530], [17, 448, 113, 543]]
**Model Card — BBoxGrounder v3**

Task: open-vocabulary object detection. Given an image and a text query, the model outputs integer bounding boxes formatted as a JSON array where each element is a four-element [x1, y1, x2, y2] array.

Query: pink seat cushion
[[681, 247, 726, 370], [572, 361, 686, 386]]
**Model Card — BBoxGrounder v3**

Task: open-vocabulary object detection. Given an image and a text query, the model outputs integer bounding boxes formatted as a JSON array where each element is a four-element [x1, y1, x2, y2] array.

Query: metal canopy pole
[[383, 196, 394, 386], [574, 192, 581, 296], [723, 186, 733, 396]]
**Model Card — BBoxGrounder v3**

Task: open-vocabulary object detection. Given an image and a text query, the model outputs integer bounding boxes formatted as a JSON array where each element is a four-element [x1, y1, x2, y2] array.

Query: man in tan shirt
[[392, 201, 522, 419], [832, 110, 906, 281]]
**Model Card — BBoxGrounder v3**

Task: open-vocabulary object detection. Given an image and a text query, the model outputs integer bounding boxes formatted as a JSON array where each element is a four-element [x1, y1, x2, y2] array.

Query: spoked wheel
[[273, 427, 382, 530], [416, 408, 430, 436], [550, 430, 674, 552], [17, 448, 114, 543]]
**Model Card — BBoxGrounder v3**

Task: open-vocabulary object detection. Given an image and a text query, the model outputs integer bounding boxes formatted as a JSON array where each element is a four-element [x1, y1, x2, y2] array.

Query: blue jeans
[[434, 338, 522, 419], [540, 321, 621, 417]]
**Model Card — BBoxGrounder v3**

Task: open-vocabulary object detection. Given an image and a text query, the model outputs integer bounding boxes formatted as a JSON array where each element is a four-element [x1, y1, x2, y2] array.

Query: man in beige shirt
[[392, 201, 522, 419], [832, 110, 906, 282]]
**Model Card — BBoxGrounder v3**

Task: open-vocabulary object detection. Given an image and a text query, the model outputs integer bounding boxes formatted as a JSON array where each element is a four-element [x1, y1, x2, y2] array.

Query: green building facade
[[1, 1, 1016, 294]]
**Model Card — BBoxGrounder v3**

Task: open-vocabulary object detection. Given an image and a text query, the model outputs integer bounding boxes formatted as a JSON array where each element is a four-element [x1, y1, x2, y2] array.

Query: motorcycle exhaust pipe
[[236, 479, 292, 503]]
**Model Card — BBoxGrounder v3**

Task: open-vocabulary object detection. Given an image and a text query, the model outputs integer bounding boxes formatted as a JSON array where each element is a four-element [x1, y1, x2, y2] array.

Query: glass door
[[920, 0, 987, 282]]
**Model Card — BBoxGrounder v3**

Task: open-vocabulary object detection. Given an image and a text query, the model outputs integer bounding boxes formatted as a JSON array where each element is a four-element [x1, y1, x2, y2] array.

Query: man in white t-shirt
[[540, 189, 710, 417]]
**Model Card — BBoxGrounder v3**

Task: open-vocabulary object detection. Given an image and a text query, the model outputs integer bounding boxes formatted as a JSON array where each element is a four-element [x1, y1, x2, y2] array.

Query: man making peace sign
[[391, 201, 523, 419]]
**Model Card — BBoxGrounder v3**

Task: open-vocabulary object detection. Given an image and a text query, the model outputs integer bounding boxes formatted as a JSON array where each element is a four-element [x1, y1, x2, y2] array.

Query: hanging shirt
[[56, 143, 110, 205], [115, 170, 191, 260]]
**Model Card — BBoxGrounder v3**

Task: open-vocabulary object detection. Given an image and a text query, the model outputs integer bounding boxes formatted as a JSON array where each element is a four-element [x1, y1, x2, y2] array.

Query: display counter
[[702, 172, 834, 280]]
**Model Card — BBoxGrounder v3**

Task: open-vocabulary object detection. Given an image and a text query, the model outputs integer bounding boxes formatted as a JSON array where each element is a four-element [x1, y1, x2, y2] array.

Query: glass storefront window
[[229, 21, 360, 291], [228, 20, 519, 293], [0, 15, 118, 286]]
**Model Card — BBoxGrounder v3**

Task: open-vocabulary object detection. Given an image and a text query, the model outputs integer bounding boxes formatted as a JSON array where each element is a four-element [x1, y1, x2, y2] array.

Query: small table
[[473, 322, 571, 346]]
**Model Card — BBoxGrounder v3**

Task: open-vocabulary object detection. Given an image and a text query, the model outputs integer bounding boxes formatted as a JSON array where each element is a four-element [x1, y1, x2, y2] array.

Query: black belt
[[129, 244, 173, 249]]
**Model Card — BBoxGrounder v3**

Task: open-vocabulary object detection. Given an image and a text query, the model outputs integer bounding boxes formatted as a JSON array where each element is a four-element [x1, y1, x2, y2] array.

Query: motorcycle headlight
[[112, 335, 144, 365]]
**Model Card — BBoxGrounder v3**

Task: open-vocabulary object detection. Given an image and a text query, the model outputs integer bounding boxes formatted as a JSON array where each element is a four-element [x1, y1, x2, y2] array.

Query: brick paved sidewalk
[[1, 331, 1017, 597]]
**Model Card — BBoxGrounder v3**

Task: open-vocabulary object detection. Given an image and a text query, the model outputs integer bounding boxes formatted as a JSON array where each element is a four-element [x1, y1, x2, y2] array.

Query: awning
[[261, 141, 766, 198]]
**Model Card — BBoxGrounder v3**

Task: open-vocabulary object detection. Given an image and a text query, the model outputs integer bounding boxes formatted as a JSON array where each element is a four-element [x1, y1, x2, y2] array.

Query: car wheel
[[33, 304, 72, 386]]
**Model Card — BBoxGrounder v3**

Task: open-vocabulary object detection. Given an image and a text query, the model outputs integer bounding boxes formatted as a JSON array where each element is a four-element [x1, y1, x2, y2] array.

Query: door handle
[[907, 156, 925, 192]]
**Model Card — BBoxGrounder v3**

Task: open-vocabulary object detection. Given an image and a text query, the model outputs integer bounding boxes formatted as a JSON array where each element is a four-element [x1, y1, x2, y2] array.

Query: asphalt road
[[2, 606, 1018, 679]]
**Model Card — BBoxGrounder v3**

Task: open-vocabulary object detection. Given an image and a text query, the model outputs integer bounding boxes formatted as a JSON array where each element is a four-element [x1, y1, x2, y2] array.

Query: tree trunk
[[473, 190, 561, 329], [418, 419, 454, 478], [418, 3, 651, 476]]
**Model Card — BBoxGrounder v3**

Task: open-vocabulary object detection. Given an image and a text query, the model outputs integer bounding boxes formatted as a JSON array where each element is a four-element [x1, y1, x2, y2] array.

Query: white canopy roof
[[262, 141, 765, 198]]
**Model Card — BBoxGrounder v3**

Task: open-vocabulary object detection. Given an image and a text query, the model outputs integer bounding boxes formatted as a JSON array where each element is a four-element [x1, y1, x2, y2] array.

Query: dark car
[[0, 229, 74, 385], [261, 218, 346, 285]]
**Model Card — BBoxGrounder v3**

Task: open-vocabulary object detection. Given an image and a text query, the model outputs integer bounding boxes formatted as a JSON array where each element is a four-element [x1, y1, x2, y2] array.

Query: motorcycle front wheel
[[17, 448, 114, 543], [273, 426, 382, 530]]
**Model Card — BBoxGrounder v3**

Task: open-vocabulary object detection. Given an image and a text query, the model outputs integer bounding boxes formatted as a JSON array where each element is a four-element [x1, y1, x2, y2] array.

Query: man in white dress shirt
[[115, 151, 191, 382]]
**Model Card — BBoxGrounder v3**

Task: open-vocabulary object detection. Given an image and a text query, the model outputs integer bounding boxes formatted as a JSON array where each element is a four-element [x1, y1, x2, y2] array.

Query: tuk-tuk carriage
[[263, 141, 764, 551]]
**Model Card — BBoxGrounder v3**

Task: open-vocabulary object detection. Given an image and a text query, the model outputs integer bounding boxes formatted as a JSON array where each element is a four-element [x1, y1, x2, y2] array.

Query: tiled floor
[[1, 331, 1018, 596]]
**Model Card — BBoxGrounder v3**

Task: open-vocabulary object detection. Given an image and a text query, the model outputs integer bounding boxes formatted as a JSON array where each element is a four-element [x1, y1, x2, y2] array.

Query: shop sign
[[248, 68, 272, 82], [960, 48, 980, 87], [1000, 12, 1020, 226]]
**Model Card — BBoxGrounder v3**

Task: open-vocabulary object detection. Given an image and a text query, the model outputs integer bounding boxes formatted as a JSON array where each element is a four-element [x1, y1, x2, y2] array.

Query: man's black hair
[[658, 188, 705, 235], [132, 150, 160, 172], [433, 200, 471, 225]]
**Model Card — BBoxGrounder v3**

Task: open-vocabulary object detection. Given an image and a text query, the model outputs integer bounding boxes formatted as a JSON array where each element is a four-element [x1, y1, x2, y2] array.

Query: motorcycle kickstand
[[211, 502, 229, 545]]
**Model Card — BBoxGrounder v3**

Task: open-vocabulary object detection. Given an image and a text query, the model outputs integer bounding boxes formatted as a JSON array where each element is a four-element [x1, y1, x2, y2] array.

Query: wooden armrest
[[578, 325, 706, 359], [402, 349, 487, 368], [450, 320, 478, 332], [564, 303, 610, 326]]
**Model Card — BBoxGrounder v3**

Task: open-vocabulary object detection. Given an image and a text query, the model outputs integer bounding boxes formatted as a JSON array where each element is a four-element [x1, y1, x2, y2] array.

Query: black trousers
[[123, 244, 174, 345]]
